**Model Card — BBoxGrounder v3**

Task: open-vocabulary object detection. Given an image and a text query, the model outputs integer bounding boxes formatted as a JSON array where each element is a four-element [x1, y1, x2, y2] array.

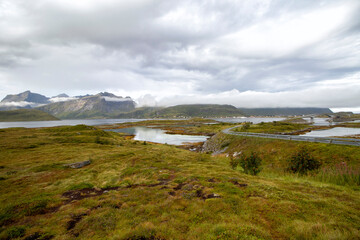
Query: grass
[[0, 122, 359, 239], [206, 132, 360, 187], [233, 121, 311, 134], [0, 109, 58, 122]]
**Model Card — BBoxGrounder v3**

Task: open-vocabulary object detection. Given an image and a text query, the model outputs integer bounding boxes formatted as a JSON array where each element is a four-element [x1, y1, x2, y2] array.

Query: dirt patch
[[67, 213, 88, 231], [62, 187, 119, 202], [173, 182, 185, 191], [62, 179, 171, 202], [195, 189, 221, 200], [24, 232, 54, 240], [229, 179, 248, 187], [170, 182, 221, 200]]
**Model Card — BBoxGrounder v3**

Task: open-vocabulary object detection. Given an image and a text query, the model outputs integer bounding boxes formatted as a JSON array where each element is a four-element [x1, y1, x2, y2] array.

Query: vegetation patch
[[233, 121, 311, 134], [0, 121, 359, 239], [287, 146, 321, 175]]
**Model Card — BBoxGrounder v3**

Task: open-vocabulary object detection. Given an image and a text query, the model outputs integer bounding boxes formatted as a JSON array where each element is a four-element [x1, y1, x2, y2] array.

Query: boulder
[[64, 160, 91, 169]]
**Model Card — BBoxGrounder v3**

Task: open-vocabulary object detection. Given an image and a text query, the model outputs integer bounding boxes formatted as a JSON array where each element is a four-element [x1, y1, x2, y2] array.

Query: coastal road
[[222, 126, 360, 147]]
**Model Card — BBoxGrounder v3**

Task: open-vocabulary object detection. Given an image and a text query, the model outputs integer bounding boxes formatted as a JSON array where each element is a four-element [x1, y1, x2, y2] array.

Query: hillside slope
[[0, 109, 58, 122], [0, 125, 359, 239], [126, 104, 244, 118]]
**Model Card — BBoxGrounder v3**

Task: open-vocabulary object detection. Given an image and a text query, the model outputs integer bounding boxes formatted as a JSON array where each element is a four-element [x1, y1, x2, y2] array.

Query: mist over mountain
[[0, 91, 136, 118], [0, 91, 334, 119], [38, 92, 136, 119]]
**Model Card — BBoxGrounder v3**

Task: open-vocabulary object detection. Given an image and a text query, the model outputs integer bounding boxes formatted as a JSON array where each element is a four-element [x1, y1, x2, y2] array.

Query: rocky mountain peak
[[53, 93, 69, 98], [1, 91, 49, 104]]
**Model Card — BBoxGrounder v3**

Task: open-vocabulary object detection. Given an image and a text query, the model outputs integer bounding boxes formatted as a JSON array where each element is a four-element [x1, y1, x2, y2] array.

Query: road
[[222, 126, 360, 147]]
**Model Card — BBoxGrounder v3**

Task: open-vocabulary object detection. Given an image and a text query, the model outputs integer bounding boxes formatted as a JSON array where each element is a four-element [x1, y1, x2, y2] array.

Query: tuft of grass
[[314, 162, 360, 186], [32, 163, 66, 172], [68, 182, 94, 190], [1, 225, 26, 239]]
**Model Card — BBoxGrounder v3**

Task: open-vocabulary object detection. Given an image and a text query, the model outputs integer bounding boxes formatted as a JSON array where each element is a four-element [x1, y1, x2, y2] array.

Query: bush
[[287, 146, 321, 175], [240, 122, 251, 131], [237, 152, 262, 175]]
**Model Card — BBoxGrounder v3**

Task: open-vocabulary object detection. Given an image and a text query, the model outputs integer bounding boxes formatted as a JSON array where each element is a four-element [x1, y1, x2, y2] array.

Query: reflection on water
[[303, 118, 332, 126], [300, 127, 360, 137], [213, 117, 285, 124], [107, 127, 209, 145]]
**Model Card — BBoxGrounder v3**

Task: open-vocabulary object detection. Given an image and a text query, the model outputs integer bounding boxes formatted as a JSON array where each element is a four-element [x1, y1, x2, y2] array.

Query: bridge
[[222, 126, 360, 147]]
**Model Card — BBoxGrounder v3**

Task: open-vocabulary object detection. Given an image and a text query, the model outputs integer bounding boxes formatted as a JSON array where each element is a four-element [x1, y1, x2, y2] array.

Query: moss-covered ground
[[0, 122, 359, 239]]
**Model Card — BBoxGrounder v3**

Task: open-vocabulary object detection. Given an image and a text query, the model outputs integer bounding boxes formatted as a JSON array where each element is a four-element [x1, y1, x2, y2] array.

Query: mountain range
[[0, 91, 333, 120]]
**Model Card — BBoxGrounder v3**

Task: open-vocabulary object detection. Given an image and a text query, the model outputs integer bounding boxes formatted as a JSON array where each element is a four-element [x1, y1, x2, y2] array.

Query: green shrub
[[287, 146, 321, 175], [238, 152, 262, 175], [241, 122, 251, 131]]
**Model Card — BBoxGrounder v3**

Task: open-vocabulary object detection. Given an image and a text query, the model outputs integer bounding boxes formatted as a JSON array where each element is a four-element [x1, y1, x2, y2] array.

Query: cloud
[[0, 0, 359, 109], [136, 94, 158, 107], [102, 96, 132, 102], [0, 101, 43, 108], [156, 73, 360, 108], [49, 96, 78, 103]]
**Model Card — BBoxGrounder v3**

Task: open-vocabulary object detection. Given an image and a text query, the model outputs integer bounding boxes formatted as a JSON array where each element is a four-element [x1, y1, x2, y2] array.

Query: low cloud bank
[[0, 101, 47, 108], [49, 97, 78, 103], [135, 77, 360, 110]]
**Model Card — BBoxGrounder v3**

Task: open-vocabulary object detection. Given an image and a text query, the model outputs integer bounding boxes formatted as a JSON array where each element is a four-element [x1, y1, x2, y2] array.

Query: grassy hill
[[149, 104, 244, 118], [115, 107, 162, 119], [0, 109, 58, 122], [0, 121, 359, 239]]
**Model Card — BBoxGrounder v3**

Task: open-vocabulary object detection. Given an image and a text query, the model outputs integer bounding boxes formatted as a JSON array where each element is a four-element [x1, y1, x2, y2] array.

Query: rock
[[233, 151, 242, 157], [64, 160, 91, 169], [206, 193, 221, 199]]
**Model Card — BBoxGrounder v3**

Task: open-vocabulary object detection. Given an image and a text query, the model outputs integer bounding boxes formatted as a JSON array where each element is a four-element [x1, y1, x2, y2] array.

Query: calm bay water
[[0, 119, 146, 129], [107, 127, 209, 145], [213, 117, 285, 124], [300, 127, 360, 137], [0, 117, 285, 129]]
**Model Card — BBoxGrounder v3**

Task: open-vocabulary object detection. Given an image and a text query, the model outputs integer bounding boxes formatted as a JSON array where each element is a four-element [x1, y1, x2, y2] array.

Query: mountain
[[115, 107, 162, 118], [1, 91, 49, 104], [119, 104, 244, 118], [0, 109, 58, 122], [238, 107, 333, 116], [0, 91, 50, 111], [52, 93, 69, 98], [38, 92, 136, 119]]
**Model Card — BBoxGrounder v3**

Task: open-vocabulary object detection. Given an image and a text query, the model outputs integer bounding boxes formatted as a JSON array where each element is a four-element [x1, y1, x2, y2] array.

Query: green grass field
[[0, 122, 359, 239], [0, 109, 58, 122]]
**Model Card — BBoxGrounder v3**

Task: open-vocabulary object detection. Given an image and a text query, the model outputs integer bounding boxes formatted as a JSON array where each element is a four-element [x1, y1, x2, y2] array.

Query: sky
[[0, 0, 359, 111]]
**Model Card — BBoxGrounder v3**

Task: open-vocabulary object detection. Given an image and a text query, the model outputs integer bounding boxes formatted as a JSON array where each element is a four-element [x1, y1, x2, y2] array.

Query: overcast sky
[[0, 0, 359, 111]]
